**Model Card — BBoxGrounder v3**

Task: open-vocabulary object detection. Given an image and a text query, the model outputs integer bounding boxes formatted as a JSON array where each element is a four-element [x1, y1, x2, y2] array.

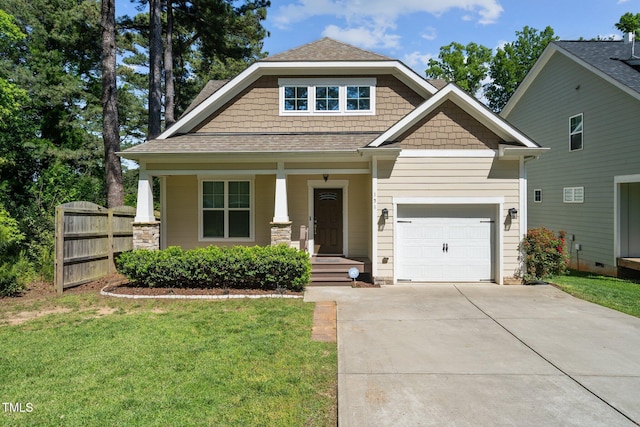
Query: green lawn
[[0, 295, 337, 426], [551, 270, 640, 318]]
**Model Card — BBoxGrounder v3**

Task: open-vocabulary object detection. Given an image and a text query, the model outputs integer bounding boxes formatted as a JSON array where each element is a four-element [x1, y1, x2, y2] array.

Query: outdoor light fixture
[[508, 208, 518, 220], [382, 208, 389, 220], [323, 174, 329, 182]]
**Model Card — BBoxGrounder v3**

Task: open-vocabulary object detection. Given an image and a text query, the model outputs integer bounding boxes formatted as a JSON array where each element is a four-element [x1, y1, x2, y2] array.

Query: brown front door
[[314, 188, 343, 254]]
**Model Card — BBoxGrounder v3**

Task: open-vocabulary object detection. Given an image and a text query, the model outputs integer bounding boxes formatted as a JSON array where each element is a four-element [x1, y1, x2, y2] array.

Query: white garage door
[[395, 204, 494, 282]]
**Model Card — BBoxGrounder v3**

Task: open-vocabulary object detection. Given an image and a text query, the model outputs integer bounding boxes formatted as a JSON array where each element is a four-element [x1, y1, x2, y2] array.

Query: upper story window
[[570, 113, 583, 151], [279, 78, 376, 116], [347, 86, 371, 111], [284, 86, 308, 111]]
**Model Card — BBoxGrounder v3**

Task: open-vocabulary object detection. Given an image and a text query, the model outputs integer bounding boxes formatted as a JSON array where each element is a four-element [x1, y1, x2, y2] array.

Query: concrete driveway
[[304, 284, 640, 426]]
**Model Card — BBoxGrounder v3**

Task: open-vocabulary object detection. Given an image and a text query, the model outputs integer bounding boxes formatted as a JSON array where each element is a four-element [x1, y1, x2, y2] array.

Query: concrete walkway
[[304, 284, 640, 426]]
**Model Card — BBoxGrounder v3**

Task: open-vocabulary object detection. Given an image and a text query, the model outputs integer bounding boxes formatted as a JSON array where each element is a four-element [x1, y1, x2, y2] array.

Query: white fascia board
[[157, 60, 437, 139], [370, 84, 540, 148], [499, 146, 550, 159]]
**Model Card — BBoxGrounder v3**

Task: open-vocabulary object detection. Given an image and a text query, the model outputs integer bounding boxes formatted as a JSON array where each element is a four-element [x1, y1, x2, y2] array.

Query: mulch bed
[[4, 274, 379, 304], [104, 284, 304, 297]]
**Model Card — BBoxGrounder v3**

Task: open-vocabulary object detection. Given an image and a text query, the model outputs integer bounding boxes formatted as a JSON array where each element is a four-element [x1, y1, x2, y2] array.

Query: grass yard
[[551, 270, 640, 318], [0, 293, 337, 426]]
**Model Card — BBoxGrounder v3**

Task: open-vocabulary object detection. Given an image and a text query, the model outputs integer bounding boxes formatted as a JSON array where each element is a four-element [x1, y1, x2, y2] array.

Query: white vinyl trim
[[614, 174, 640, 263], [371, 157, 378, 276], [399, 149, 498, 158]]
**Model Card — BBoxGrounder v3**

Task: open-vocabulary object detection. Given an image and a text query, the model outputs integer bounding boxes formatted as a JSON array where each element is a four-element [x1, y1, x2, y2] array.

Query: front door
[[314, 188, 343, 254]]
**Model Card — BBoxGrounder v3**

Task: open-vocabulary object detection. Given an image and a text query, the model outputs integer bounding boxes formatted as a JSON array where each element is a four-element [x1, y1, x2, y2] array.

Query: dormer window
[[279, 78, 376, 116], [284, 86, 308, 111]]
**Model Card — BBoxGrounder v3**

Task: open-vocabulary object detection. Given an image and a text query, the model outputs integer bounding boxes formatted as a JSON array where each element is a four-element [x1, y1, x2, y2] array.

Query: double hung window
[[570, 113, 583, 151], [201, 180, 252, 240]]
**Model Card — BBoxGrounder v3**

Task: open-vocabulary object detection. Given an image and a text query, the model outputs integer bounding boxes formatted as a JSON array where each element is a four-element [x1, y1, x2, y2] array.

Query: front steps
[[310, 256, 372, 286]]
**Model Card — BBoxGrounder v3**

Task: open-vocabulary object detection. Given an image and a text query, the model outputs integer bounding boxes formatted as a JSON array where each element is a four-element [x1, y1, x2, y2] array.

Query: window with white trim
[[570, 113, 583, 151], [563, 187, 584, 203], [201, 180, 253, 239], [534, 189, 542, 203], [279, 78, 376, 115]]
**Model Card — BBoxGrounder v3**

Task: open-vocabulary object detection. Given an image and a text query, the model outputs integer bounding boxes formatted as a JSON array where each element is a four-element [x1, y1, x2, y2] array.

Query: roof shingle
[[554, 40, 640, 94], [122, 132, 382, 155], [262, 37, 392, 62]]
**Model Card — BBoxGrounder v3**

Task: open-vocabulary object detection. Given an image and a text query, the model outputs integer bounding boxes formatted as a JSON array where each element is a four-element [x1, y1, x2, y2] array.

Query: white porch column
[[134, 165, 156, 223], [273, 161, 289, 222], [271, 162, 292, 246]]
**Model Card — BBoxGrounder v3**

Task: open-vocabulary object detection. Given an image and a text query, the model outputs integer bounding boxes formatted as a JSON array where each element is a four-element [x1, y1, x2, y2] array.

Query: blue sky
[[117, 0, 638, 73]]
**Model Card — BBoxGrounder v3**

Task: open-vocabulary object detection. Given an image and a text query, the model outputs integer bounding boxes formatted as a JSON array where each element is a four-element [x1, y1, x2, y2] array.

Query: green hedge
[[115, 245, 311, 292]]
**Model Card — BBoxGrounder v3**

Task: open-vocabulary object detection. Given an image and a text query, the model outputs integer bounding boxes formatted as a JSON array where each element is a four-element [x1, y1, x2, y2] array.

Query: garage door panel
[[396, 205, 494, 282]]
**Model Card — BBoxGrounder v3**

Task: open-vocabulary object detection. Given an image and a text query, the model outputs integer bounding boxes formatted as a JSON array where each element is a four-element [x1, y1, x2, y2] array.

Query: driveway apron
[[304, 284, 640, 426]]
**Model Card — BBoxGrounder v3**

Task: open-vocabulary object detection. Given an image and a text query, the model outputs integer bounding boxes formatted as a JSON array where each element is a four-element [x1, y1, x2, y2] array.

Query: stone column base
[[133, 222, 161, 250], [270, 221, 292, 246]]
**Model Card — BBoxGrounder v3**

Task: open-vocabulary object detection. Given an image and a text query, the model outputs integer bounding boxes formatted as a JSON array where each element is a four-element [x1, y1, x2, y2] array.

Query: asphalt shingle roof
[[180, 80, 229, 117], [262, 37, 392, 62], [123, 132, 383, 155], [554, 40, 640, 94]]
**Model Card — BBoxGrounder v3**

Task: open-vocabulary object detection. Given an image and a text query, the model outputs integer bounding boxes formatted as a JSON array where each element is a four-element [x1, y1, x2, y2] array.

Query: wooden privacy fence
[[54, 202, 137, 293]]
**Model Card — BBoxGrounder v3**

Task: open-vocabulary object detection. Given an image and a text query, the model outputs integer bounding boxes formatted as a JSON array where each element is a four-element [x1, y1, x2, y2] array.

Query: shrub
[[519, 227, 569, 282], [0, 253, 33, 297], [116, 245, 311, 292]]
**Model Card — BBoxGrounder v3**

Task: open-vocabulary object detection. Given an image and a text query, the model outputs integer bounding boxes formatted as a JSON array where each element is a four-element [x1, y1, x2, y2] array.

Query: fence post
[[107, 208, 114, 274], [54, 205, 65, 294]]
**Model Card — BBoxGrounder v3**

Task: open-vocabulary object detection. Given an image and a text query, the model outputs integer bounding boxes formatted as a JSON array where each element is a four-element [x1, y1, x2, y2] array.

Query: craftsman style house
[[502, 35, 640, 277], [120, 38, 544, 285]]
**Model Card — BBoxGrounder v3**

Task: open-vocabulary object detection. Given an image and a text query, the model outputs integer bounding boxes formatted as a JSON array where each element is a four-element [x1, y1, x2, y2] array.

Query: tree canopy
[[425, 26, 558, 112], [485, 26, 557, 112], [615, 12, 640, 34], [425, 42, 492, 95], [0, 0, 271, 287]]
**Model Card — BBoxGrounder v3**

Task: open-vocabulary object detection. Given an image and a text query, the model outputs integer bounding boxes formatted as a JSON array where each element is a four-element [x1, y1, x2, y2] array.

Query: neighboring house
[[502, 35, 640, 278], [120, 38, 544, 285]]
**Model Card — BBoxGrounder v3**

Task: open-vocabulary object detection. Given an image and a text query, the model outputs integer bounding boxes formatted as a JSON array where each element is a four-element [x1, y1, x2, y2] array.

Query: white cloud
[[322, 25, 401, 49], [272, 0, 505, 43], [402, 51, 435, 70], [421, 27, 437, 41], [617, 0, 629, 3]]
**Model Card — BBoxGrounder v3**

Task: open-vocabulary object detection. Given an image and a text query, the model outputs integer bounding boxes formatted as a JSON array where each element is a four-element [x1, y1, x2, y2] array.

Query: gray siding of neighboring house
[[505, 52, 640, 274]]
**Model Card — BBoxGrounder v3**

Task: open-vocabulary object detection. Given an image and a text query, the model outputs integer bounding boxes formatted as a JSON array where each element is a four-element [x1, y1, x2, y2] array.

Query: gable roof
[[370, 83, 542, 152], [180, 80, 229, 117], [151, 38, 437, 140], [502, 39, 640, 116], [263, 37, 392, 62]]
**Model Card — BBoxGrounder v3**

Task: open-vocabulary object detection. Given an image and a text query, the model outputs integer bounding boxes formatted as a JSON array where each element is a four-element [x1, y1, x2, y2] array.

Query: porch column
[[273, 161, 289, 222], [271, 162, 292, 246], [133, 164, 160, 250]]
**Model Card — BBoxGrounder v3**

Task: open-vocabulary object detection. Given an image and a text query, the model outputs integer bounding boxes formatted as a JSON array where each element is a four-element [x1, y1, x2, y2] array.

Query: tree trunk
[[148, 0, 163, 139], [101, 0, 124, 208], [164, 1, 175, 128]]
